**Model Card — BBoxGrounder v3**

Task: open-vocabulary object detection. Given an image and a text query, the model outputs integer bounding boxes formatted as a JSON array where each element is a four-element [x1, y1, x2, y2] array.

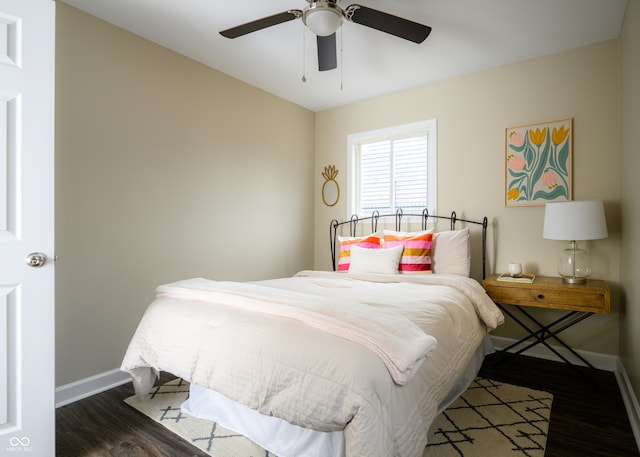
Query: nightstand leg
[[496, 304, 596, 374]]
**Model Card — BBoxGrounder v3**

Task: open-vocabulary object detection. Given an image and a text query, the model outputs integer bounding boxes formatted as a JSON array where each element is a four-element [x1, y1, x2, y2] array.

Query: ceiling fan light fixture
[[303, 4, 343, 36]]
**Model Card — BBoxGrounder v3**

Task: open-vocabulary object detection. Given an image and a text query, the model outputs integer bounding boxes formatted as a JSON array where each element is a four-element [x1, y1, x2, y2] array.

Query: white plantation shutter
[[359, 140, 392, 213], [393, 134, 428, 212], [350, 120, 436, 217]]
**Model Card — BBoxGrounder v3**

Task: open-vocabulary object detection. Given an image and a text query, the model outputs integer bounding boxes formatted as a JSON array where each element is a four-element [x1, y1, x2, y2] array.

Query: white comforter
[[121, 271, 503, 457]]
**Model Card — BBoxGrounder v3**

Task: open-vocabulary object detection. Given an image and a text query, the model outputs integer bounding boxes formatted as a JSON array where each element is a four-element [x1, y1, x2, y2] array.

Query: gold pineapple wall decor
[[321, 165, 340, 207]]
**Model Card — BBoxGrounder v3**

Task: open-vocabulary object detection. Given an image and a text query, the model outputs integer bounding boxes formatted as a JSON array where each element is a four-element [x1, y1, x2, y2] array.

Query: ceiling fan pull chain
[[302, 24, 307, 82], [340, 28, 343, 90]]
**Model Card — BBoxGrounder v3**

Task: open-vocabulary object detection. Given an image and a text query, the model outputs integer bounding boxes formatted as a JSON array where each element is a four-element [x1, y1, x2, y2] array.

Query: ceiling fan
[[219, 0, 432, 72]]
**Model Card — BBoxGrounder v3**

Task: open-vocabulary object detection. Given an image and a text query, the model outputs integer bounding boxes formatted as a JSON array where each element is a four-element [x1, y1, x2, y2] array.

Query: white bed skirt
[[182, 383, 345, 457], [181, 336, 493, 457]]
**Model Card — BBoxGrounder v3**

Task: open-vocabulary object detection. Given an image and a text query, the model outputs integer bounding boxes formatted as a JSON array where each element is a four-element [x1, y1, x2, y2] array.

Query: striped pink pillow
[[337, 234, 381, 272], [383, 230, 433, 273]]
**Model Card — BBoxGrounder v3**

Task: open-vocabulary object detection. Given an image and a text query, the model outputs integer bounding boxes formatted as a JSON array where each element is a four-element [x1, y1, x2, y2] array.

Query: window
[[348, 120, 437, 217]]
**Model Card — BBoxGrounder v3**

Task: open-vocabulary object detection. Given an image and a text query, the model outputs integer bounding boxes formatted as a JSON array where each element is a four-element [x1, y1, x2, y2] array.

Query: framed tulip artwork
[[505, 118, 573, 207]]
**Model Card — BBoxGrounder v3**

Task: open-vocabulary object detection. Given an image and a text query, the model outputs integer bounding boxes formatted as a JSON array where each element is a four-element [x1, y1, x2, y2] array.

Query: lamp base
[[557, 240, 591, 285], [562, 276, 587, 284]]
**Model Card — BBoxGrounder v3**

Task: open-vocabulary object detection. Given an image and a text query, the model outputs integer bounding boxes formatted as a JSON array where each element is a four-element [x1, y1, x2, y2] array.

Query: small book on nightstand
[[496, 272, 536, 283]]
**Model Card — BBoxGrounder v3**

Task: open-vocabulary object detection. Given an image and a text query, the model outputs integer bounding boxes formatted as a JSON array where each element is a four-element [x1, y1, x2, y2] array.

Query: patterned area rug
[[425, 378, 552, 456], [125, 377, 552, 457]]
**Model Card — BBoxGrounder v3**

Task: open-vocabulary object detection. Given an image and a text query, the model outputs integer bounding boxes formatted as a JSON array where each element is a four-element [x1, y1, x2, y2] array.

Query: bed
[[121, 210, 504, 457]]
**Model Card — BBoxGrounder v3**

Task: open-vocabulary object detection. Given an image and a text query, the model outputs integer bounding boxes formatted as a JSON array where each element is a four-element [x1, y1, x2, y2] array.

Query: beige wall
[[620, 0, 640, 406], [314, 40, 622, 356], [55, 4, 315, 386]]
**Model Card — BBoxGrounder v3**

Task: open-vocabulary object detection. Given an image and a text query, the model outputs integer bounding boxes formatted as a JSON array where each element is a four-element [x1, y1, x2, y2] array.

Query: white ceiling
[[61, 0, 627, 112]]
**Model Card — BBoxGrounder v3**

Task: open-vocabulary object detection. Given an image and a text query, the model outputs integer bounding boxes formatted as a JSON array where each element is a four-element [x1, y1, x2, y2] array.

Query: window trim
[[347, 119, 437, 217]]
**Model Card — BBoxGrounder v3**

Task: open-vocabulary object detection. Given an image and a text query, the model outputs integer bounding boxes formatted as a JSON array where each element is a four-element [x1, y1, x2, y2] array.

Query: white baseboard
[[615, 358, 640, 451], [490, 335, 640, 451], [55, 368, 131, 408], [489, 335, 618, 371]]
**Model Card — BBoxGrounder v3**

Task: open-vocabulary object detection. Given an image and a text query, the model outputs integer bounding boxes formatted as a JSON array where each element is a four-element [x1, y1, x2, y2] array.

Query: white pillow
[[349, 245, 403, 275], [432, 227, 471, 276]]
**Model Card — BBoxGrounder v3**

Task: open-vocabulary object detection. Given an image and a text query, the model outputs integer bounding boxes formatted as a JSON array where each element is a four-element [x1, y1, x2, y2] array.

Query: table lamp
[[543, 200, 608, 284]]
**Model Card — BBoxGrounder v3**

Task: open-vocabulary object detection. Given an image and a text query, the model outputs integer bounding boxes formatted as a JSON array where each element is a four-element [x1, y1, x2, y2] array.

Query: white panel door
[[0, 0, 55, 455]]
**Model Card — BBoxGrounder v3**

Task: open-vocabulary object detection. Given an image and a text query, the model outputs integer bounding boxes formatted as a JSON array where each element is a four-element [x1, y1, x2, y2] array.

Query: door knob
[[26, 252, 47, 268]]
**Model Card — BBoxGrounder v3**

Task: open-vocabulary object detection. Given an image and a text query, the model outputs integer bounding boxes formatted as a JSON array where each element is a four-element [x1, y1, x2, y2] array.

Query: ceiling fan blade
[[346, 5, 432, 44], [220, 10, 302, 39], [317, 33, 337, 71]]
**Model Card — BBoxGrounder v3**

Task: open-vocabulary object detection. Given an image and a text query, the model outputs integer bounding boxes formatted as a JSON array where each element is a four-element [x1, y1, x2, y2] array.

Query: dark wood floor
[[56, 354, 639, 457], [479, 353, 639, 457]]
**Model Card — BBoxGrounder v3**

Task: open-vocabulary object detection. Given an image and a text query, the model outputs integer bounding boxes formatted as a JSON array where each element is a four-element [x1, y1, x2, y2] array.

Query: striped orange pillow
[[337, 234, 382, 272], [383, 230, 434, 273]]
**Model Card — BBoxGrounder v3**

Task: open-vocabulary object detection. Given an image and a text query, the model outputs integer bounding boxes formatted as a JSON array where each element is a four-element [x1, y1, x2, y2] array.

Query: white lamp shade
[[304, 8, 343, 36], [543, 200, 608, 241]]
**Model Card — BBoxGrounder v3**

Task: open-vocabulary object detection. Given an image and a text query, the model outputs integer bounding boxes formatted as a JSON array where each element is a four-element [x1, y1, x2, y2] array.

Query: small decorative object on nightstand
[[507, 262, 523, 277], [483, 274, 610, 373], [496, 272, 535, 283]]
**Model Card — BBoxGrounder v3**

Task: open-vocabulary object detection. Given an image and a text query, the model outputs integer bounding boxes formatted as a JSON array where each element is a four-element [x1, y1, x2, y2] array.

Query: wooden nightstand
[[482, 274, 610, 371]]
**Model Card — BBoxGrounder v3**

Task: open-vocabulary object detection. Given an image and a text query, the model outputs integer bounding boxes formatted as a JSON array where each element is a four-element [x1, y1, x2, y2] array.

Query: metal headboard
[[330, 209, 489, 279]]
